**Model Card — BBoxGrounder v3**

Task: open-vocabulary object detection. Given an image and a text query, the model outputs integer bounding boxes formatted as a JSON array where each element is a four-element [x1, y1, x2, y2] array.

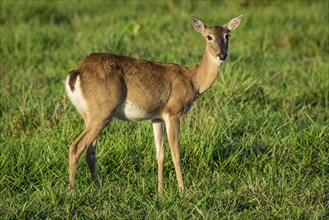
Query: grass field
[[1, 0, 328, 219]]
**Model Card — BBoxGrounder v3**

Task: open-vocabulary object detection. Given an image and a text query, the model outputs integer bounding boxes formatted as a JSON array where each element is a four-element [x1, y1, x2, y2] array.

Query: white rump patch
[[65, 75, 88, 117]]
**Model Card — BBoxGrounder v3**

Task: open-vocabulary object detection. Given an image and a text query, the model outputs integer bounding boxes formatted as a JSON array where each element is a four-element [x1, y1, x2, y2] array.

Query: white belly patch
[[115, 100, 151, 121]]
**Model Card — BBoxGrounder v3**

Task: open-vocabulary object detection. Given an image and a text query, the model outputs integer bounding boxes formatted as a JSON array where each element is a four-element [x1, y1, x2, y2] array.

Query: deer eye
[[206, 35, 214, 41], [224, 34, 230, 40]]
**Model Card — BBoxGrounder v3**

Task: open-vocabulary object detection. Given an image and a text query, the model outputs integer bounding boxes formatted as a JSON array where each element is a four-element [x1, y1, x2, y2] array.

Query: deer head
[[192, 14, 243, 65]]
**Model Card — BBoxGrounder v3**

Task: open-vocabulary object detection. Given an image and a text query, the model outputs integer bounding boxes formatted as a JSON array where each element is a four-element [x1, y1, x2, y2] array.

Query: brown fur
[[70, 53, 196, 120]]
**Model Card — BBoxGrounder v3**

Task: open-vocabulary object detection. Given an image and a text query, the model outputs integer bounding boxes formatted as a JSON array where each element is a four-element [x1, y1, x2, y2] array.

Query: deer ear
[[192, 16, 206, 33], [225, 14, 243, 31]]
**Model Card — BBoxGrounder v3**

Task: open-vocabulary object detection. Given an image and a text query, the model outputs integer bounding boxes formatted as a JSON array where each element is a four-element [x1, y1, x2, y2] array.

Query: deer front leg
[[165, 116, 184, 190], [152, 121, 165, 194]]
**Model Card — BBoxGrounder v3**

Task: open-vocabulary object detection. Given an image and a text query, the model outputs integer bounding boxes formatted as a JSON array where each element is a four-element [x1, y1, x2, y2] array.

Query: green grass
[[1, 0, 328, 219]]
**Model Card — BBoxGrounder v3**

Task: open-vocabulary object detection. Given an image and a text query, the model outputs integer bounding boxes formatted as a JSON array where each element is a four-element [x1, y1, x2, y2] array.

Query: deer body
[[66, 15, 242, 193]]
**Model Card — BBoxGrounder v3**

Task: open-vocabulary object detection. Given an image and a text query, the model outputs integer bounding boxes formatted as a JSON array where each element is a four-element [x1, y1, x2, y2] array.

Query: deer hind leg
[[152, 121, 165, 194], [86, 137, 100, 188], [69, 105, 120, 190], [69, 120, 106, 190], [67, 65, 126, 190]]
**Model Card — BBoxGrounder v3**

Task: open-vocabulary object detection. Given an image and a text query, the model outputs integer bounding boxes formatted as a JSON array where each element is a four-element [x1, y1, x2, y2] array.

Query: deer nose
[[219, 53, 227, 60]]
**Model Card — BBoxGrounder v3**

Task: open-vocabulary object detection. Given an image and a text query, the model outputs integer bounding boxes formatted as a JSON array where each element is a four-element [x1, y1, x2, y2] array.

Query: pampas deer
[[66, 15, 243, 193]]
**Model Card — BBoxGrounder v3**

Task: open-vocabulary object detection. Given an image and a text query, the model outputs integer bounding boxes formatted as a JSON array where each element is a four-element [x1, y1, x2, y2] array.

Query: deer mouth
[[218, 53, 227, 61], [214, 55, 225, 64]]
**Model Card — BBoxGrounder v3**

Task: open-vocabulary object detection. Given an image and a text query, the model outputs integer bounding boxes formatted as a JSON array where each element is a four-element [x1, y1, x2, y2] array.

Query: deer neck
[[190, 47, 221, 94]]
